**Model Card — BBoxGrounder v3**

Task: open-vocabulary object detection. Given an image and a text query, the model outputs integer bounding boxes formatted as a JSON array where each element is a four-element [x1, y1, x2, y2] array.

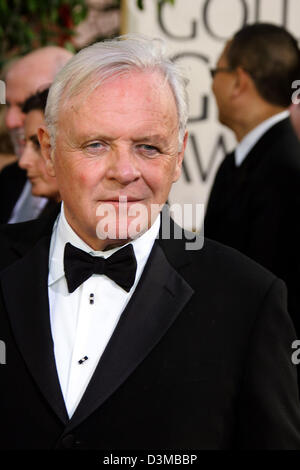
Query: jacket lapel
[[66, 238, 194, 432], [0, 234, 69, 425]]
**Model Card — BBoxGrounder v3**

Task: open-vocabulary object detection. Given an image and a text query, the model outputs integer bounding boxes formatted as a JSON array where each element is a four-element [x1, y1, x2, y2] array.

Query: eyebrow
[[6, 100, 24, 108], [131, 135, 169, 143], [79, 133, 170, 146]]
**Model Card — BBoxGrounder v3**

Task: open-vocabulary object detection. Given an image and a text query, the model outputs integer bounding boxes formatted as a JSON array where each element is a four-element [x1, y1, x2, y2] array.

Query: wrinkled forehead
[[53, 70, 181, 149], [58, 69, 176, 119]]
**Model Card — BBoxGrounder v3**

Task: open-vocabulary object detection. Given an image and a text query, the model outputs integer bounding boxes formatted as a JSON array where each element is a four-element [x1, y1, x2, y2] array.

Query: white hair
[[45, 34, 189, 149]]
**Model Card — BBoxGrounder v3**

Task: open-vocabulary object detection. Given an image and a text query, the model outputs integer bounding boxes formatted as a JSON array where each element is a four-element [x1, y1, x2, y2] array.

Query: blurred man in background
[[0, 46, 72, 224], [205, 23, 300, 336]]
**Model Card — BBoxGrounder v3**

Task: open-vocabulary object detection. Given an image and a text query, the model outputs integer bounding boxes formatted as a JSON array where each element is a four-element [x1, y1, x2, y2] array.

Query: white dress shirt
[[48, 204, 160, 418], [235, 110, 290, 167]]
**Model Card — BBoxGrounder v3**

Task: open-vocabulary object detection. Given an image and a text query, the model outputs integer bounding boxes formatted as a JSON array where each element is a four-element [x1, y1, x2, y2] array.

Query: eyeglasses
[[210, 67, 234, 79]]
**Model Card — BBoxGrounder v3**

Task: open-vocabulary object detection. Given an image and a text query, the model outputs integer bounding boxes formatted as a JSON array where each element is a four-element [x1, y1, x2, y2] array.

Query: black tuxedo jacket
[[0, 211, 300, 449], [205, 118, 300, 335], [0, 161, 26, 224]]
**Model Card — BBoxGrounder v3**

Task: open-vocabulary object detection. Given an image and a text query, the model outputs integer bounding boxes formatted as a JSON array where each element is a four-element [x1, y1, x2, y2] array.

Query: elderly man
[[0, 46, 72, 224], [0, 35, 300, 450], [205, 23, 300, 337]]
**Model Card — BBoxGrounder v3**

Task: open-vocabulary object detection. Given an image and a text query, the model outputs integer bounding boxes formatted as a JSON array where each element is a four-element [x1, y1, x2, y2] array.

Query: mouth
[[99, 197, 144, 204], [28, 175, 38, 182]]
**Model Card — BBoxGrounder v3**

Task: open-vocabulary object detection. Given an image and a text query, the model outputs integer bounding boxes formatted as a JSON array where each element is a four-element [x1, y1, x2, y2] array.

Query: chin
[[31, 189, 40, 197], [218, 111, 231, 128]]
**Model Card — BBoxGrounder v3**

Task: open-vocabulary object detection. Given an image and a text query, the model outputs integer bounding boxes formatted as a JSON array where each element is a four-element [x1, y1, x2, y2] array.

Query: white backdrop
[[124, 0, 300, 229]]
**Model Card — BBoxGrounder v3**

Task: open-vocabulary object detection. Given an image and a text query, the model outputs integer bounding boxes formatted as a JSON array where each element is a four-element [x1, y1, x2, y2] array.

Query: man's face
[[19, 110, 59, 201], [211, 43, 235, 127], [42, 71, 186, 250]]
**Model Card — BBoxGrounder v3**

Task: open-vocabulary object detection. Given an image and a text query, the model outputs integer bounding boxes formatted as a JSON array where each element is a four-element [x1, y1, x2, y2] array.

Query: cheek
[[213, 81, 224, 103], [77, 159, 107, 191], [35, 158, 46, 177], [54, 158, 77, 190], [77, 169, 91, 186], [142, 159, 176, 192], [61, 158, 98, 186]]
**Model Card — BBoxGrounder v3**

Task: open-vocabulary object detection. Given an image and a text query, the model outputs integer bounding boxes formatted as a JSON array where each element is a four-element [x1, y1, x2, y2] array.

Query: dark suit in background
[[205, 118, 300, 335], [208, 23, 300, 339], [0, 161, 26, 224], [0, 213, 300, 449]]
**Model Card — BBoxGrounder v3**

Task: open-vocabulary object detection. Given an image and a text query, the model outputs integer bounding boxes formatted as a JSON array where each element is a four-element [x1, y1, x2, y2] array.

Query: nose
[[106, 147, 141, 185], [18, 143, 33, 170], [5, 105, 25, 130]]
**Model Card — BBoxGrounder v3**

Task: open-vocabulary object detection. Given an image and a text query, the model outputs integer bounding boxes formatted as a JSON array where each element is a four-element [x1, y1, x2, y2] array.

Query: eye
[[87, 142, 103, 149], [30, 136, 41, 152], [137, 144, 160, 157], [84, 141, 107, 154]]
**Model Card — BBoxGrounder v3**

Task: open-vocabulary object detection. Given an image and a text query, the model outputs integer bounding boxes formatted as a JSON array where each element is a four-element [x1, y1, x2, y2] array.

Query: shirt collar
[[48, 202, 160, 286], [235, 110, 290, 167]]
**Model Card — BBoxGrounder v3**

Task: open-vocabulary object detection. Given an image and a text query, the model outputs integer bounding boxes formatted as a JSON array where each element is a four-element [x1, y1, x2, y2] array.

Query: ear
[[231, 66, 252, 99], [173, 131, 188, 183], [38, 126, 56, 177]]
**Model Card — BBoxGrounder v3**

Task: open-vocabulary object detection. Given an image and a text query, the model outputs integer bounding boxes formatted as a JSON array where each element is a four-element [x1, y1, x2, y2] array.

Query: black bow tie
[[64, 242, 137, 294]]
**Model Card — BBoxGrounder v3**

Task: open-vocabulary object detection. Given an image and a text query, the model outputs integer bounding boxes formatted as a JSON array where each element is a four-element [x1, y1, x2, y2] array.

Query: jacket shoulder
[[0, 216, 56, 272], [164, 232, 278, 298]]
